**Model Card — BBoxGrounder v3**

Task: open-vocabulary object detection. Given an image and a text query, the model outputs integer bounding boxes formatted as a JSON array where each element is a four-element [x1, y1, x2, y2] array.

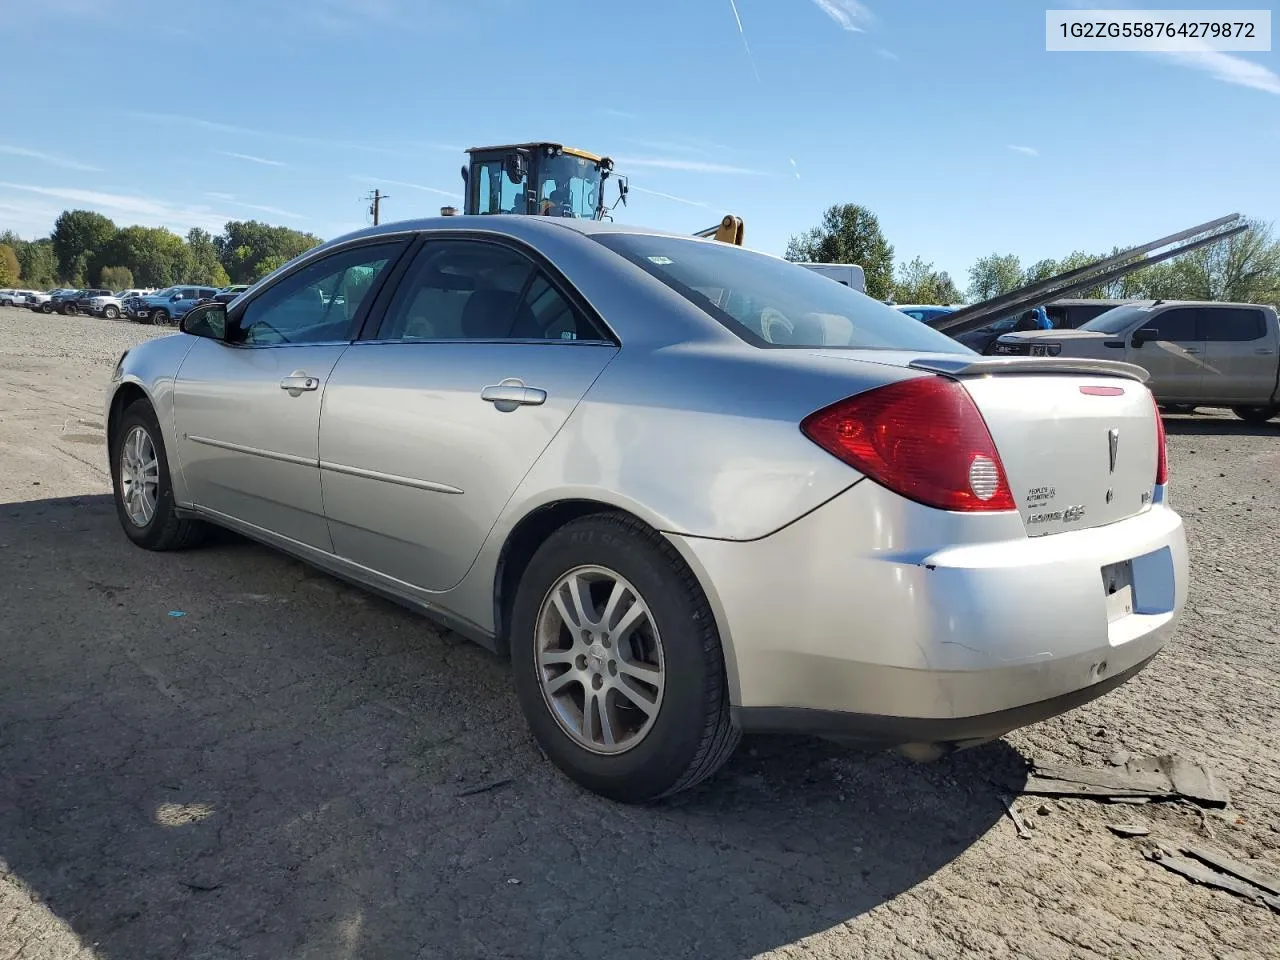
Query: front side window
[[376, 240, 604, 342], [594, 233, 968, 352], [234, 241, 403, 346], [1148, 308, 1198, 341]]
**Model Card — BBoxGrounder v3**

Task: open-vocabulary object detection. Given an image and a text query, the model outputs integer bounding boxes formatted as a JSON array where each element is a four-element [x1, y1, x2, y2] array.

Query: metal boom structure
[[932, 214, 1249, 337]]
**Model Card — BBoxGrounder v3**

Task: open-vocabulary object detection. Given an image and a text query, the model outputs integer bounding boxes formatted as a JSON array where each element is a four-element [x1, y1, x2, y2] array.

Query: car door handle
[[280, 373, 320, 393], [481, 379, 546, 406], [1182, 348, 1200, 354], [1255, 348, 1275, 355]]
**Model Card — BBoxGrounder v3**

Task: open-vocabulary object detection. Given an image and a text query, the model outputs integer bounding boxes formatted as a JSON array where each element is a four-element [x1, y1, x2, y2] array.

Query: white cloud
[[0, 145, 101, 172], [876, 47, 898, 61], [615, 157, 768, 176], [350, 175, 461, 199], [1007, 144, 1039, 157], [1152, 46, 1280, 96], [600, 107, 637, 120], [627, 186, 714, 210], [205, 191, 237, 201], [0, 182, 235, 233], [811, 0, 873, 33], [218, 150, 286, 167]]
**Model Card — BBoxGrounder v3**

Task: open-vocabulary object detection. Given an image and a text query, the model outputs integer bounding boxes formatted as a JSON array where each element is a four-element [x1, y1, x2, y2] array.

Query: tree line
[[0, 209, 324, 291], [785, 203, 1280, 307]]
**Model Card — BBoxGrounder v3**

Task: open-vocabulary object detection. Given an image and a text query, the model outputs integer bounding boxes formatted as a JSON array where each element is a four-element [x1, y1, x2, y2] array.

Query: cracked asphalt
[[2, 305, 1278, 959]]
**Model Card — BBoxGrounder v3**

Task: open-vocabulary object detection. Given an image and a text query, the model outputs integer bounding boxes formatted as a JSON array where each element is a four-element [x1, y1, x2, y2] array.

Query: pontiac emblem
[[1107, 428, 1120, 474]]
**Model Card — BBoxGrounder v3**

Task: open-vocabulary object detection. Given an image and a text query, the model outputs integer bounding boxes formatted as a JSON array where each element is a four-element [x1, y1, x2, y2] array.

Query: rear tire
[[110, 399, 208, 551], [104, 305, 119, 320], [509, 514, 739, 803], [1232, 404, 1279, 424], [151, 309, 169, 326]]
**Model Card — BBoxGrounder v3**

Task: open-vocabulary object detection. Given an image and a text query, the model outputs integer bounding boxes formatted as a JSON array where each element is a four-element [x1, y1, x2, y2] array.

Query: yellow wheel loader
[[447, 141, 745, 246]]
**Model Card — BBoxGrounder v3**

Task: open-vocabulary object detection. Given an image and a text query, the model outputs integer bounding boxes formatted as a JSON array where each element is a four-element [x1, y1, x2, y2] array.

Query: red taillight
[[1152, 392, 1168, 485], [800, 375, 1017, 512]]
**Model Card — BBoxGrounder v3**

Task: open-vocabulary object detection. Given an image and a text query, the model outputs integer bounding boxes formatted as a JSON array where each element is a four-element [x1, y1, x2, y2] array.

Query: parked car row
[[0, 288, 43, 307], [5, 284, 251, 324]]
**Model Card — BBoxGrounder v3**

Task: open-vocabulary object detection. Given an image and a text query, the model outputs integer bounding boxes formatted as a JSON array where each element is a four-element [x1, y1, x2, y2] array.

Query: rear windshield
[[593, 233, 969, 352], [1079, 305, 1148, 334]]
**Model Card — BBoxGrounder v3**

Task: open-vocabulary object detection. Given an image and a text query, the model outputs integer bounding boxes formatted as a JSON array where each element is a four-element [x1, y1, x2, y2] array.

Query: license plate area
[[1102, 560, 1135, 623]]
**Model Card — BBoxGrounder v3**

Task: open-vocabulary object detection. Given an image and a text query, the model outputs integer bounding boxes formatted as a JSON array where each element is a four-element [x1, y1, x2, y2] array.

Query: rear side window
[[1202, 307, 1266, 342], [1148, 308, 1198, 341], [593, 233, 967, 352]]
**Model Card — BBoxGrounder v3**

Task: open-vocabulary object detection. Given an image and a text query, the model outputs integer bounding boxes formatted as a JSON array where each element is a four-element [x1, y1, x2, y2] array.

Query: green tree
[[215, 220, 323, 284], [893, 256, 961, 304], [104, 226, 193, 287], [51, 210, 117, 283], [1164, 218, 1280, 304], [784, 204, 896, 300], [252, 254, 290, 280], [966, 253, 1023, 301], [186, 228, 231, 286], [100, 265, 135, 290], [17, 239, 57, 288], [0, 244, 19, 286]]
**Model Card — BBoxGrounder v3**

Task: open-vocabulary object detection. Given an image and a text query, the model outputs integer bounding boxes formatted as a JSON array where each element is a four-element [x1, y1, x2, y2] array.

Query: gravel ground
[[1, 305, 1278, 960]]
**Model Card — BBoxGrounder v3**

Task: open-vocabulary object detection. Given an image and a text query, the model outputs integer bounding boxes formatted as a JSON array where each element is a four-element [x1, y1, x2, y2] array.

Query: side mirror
[[503, 151, 526, 184], [1132, 326, 1159, 347], [180, 302, 227, 340]]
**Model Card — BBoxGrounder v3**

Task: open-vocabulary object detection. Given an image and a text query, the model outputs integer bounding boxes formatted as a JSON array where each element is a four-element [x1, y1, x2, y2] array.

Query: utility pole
[[366, 188, 388, 226]]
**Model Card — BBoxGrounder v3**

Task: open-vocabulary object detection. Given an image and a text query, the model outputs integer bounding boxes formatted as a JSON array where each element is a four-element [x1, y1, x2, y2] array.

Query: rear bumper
[[668, 480, 1187, 744]]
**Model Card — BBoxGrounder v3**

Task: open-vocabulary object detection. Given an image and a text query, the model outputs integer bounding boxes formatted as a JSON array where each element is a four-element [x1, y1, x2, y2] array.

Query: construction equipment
[[694, 215, 745, 246], [453, 141, 746, 245], [460, 142, 624, 221], [933, 214, 1250, 338]]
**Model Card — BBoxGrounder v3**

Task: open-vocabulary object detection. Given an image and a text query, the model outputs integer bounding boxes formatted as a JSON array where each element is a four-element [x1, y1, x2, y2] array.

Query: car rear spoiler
[[909, 356, 1150, 383], [931, 214, 1250, 337]]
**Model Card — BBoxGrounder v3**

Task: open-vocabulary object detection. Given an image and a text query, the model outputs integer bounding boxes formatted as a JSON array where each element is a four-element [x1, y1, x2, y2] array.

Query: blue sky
[[1, 0, 1277, 283]]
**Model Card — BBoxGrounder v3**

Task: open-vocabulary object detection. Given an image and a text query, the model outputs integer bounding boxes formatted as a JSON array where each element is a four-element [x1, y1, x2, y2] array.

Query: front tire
[[110, 399, 208, 551], [103, 305, 119, 320], [1232, 404, 1279, 424], [509, 514, 739, 803], [151, 309, 169, 326]]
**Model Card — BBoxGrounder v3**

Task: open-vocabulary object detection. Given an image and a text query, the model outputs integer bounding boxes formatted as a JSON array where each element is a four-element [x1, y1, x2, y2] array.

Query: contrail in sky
[[727, 0, 762, 84]]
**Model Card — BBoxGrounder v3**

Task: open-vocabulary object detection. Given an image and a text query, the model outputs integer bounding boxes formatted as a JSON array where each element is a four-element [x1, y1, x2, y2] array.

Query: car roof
[[315, 214, 762, 257]]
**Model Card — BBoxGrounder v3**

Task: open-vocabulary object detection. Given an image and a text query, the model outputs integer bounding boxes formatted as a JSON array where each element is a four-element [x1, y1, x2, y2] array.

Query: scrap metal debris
[[1023, 755, 1229, 808], [1145, 843, 1280, 913], [1182, 845, 1280, 896], [1107, 824, 1150, 838], [1000, 794, 1032, 839]]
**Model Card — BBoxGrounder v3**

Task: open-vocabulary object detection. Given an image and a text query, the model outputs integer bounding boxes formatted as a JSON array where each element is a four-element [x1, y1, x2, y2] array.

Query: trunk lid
[[956, 369, 1159, 536]]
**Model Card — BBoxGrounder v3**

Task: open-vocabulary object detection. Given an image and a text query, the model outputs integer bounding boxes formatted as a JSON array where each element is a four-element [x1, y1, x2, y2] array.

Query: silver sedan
[[105, 216, 1188, 802]]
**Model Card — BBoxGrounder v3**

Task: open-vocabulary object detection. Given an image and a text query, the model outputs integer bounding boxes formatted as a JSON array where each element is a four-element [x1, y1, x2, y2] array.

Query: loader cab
[[461, 142, 622, 221]]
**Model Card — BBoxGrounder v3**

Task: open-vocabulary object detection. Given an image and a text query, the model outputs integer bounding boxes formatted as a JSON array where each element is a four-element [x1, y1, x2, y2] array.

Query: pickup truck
[[991, 300, 1280, 423], [126, 285, 219, 324]]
